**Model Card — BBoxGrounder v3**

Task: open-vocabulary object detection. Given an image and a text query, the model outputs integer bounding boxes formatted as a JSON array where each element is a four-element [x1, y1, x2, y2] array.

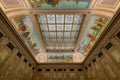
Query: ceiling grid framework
[[37, 14, 83, 51]]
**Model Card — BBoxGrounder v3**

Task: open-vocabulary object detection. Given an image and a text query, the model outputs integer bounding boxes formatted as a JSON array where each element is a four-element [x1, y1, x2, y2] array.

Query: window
[[17, 52, 22, 58], [98, 52, 103, 57], [7, 42, 15, 50], [29, 63, 32, 67], [38, 69, 42, 72], [70, 69, 74, 72], [88, 63, 91, 67], [23, 58, 27, 63], [116, 31, 120, 39], [46, 69, 50, 71], [78, 69, 82, 71], [92, 58, 96, 63], [0, 32, 3, 39], [32, 67, 35, 70], [58, 69, 62, 71], [105, 42, 113, 50]]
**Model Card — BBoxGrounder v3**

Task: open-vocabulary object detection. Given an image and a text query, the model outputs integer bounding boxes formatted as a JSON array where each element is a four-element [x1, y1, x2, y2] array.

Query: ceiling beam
[[29, 9, 91, 14], [29, 13, 46, 53], [74, 14, 91, 52]]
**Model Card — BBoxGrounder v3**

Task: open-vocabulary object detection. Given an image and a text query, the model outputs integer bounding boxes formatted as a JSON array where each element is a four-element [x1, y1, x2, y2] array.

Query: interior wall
[[83, 9, 120, 80], [32, 64, 84, 80], [0, 9, 36, 80]]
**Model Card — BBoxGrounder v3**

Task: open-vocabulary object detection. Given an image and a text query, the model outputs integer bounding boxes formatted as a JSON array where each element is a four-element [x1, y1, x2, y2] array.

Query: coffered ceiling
[[0, 0, 120, 63]]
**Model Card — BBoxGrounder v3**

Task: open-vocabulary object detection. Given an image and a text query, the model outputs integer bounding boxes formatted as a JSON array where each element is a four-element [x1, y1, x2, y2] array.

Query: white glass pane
[[71, 32, 78, 37], [65, 15, 73, 23], [57, 25, 64, 31], [49, 24, 56, 31], [65, 25, 72, 31], [73, 24, 80, 30], [51, 38, 56, 42], [40, 24, 48, 31], [57, 32, 63, 37], [47, 15, 55, 23], [45, 37, 50, 42], [70, 43, 75, 47], [64, 44, 68, 47], [38, 15, 46, 23], [71, 38, 76, 42], [52, 43, 56, 47], [58, 44, 62, 47], [42, 32, 49, 37], [64, 38, 69, 42], [64, 32, 70, 36], [56, 15, 64, 23], [74, 15, 82, 23], [58, 38, 63, 42], [46, 43, 50, 47], [50, 32, 56, 37]]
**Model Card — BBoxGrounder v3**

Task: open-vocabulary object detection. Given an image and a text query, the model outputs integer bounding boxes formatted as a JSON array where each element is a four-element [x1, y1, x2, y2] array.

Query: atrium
[[0, 0, 120, 80]]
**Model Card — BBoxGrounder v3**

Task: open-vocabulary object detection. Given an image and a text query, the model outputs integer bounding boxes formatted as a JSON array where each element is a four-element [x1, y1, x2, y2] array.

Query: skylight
[[37, 14, 83, 50]]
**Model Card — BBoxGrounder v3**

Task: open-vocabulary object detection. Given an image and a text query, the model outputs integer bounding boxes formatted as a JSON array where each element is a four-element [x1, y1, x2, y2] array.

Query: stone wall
[[0, 9, 36, 80], [83, 9, 120, 80]]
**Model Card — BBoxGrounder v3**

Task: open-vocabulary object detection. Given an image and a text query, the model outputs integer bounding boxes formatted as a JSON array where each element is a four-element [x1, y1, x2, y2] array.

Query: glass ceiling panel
[[65, 15, 73, 23], [56, 15, 64, 23], [65, 25, 72, 31], [47, 15, 55, 23], [64, 38, 70, 42], [71, 32, 78, 37], [64, 32, 70, 37], [57, 25, 64, 31], [40, 24, 48, 31], [57, 32, 63, 37], [57, 38, 63, 42], [42, 32, 49, 37], [74, 15, 82, 23], [49, 24, 56, 31], [37, 14, 83, 50], [51, 38, 56, 42], [38, 15, 46, 23], [71, 38, 76, 42], [73, 24, 80, 30], [50, 32, 56, 37]]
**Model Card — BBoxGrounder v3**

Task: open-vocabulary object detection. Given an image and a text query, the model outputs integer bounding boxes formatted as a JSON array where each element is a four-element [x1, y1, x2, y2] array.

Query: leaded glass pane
[[74, 15, 82, 23], [40, 24, 48, 31], [64, 32, 70, 37], [65, 25, 72, 31], [57, 32, 63, 37], [47, 15, 55, 23], [56, 15, 64, 23], [38, 15, 46, 23], [73, 24, 80, 30], [57, 25, 64, 31], [49, 24, 56, 31], [65, 15, 73, 23]]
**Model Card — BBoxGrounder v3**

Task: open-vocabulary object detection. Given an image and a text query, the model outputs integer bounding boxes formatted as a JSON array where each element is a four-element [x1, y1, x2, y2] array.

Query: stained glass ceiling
[[37, 14, 83, 51]]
